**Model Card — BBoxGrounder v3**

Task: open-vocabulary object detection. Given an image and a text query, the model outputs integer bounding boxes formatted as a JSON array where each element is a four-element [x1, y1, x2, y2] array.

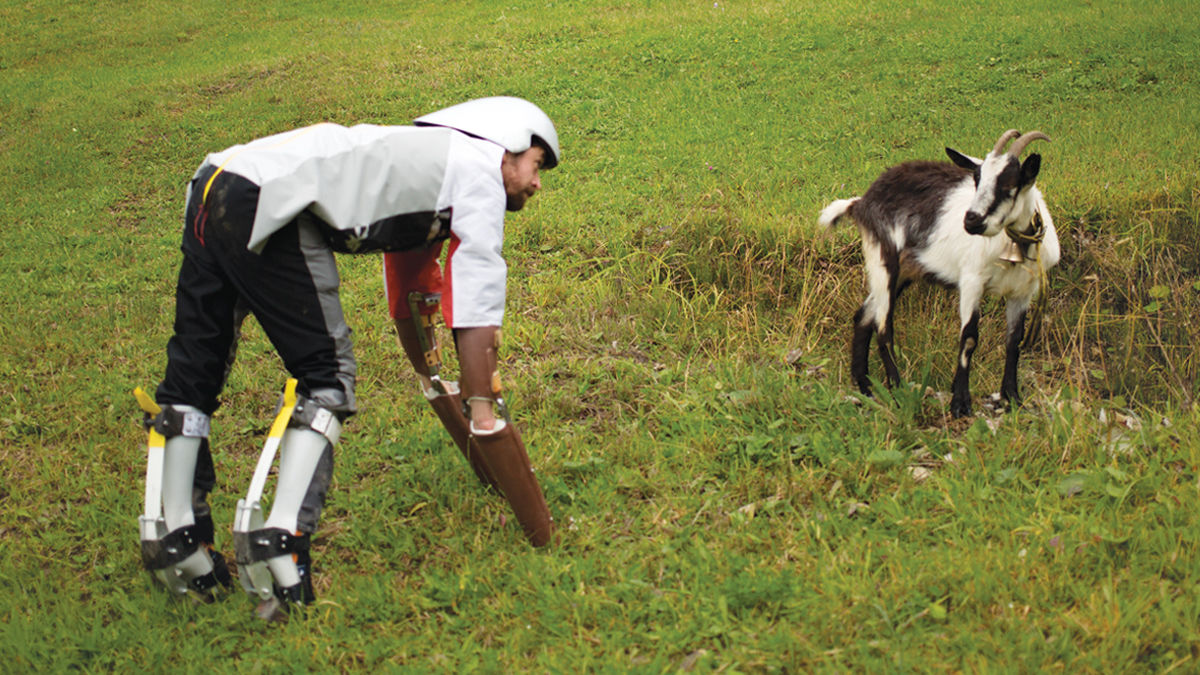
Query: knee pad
[[134, 390, 231, 596], [234, 381, 340, 603]]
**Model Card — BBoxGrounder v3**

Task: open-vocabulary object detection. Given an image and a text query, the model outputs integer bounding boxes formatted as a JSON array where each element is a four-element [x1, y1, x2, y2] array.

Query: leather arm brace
[[394, 312, 498, 488], [399, 322, 551, 545], [454, 326, 502, 427], [393, 311, 440, 379]]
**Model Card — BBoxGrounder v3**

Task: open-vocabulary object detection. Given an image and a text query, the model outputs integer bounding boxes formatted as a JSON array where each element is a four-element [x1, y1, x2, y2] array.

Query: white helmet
[[415, 96, 560, 169]]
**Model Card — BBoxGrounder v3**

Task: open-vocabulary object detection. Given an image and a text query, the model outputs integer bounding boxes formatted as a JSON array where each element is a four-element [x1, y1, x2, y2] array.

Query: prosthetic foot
[[134, 388, 233, 601], [471, 420, 553, 546], [233, 380, 339, 615]]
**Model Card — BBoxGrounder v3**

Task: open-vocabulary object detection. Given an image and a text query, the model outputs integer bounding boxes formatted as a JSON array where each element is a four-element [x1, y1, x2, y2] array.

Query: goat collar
[[1002, 210, 1050, 350], [1001, 210, 1046, 264]]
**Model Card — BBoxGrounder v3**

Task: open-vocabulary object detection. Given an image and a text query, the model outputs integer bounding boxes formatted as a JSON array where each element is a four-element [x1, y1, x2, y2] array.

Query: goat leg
[[1000, 307, 1027, 409], [950, 311, 981, 417], [877, 329, 901, 388], [877, 286, 903, 387], [851, 306, 875, 394]]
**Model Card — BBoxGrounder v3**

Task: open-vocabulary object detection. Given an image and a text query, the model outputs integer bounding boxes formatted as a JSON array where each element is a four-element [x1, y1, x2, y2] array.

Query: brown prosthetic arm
[[454, 326, 554, 547], [393, 315, 437, 381], [392, 305, 496, 489], [453, 326, 503, 430]]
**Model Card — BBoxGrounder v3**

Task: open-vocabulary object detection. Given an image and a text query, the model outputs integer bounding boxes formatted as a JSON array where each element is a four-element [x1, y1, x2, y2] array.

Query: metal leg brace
[[134, 388, 232, 599], [233, 379, 340, 610]]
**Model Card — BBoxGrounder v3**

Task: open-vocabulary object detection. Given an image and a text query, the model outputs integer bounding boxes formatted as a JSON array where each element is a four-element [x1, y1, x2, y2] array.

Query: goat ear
[[1020, 153, 1041, 186], [946, 147, 979, 170]]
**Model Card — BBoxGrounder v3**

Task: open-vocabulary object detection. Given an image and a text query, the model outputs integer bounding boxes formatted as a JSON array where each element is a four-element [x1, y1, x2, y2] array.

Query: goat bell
[[999, 239, 1024, 264]]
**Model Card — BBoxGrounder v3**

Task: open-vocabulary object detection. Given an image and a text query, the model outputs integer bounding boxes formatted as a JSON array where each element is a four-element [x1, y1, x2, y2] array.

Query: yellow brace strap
[[268, 379, 300, 442], [420, 314, 441, 370], [134, 386, 164, 446], [243, 379, 299, 509], [134, 387, 167, 530], [134, 386, 161, 416]]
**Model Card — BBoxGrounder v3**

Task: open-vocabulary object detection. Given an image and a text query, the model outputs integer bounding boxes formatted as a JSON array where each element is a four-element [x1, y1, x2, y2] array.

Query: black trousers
[[156, 166, 357, 418]]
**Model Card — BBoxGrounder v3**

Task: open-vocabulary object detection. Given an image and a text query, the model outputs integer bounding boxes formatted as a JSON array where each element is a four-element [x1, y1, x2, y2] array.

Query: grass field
[[2, 0, 1198, 671]]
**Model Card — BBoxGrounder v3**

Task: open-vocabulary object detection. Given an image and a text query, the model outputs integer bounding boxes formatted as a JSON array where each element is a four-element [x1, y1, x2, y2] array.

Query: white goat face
[[947, 143, 1043, 237]]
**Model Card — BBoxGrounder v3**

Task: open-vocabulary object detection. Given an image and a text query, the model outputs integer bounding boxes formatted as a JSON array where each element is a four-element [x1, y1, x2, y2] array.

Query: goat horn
[[991, 129, 1020, 156], [1008, 131, 1050, 157]]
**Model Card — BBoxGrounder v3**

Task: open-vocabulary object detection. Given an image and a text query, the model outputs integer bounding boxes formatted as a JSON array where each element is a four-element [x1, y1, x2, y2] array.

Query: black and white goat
[[820, 129, 1060, 417]]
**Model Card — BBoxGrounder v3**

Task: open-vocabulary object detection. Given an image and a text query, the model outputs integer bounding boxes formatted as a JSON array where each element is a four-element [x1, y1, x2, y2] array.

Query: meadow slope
[[1, 0, 1198, 671]]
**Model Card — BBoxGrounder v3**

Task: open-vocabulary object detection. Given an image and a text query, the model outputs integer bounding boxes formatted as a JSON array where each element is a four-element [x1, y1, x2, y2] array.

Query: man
[[135, 97, 558, 617]]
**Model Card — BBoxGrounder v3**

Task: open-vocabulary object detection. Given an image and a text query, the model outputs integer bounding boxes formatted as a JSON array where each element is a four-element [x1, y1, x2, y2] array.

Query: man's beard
[[506, 193, 528, 211]]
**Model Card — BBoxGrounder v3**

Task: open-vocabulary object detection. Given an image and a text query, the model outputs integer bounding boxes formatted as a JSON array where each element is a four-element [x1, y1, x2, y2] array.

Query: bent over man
[[136, 97, 558, 617]]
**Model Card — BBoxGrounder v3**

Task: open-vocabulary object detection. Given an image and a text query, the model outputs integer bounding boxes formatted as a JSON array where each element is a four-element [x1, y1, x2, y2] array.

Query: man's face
[[500, 146, 545, 212]]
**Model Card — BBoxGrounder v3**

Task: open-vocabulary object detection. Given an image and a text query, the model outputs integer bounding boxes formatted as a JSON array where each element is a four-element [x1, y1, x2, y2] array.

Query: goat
[[820, 129, 1060, 417]]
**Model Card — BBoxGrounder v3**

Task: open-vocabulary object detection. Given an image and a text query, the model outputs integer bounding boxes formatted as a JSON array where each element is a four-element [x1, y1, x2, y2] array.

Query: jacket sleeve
[[441, 150, 508, 328]]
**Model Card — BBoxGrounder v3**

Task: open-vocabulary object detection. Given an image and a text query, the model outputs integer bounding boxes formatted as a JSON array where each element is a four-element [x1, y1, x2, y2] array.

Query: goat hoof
[[950, 400, 972, 418]]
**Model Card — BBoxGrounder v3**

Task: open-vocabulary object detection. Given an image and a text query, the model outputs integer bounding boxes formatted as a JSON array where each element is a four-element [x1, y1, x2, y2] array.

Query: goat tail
[[819, 198, 859, 228]]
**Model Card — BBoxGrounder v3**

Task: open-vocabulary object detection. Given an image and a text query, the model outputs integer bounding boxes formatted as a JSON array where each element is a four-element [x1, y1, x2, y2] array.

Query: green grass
[[2, 0, 1199, 671]]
